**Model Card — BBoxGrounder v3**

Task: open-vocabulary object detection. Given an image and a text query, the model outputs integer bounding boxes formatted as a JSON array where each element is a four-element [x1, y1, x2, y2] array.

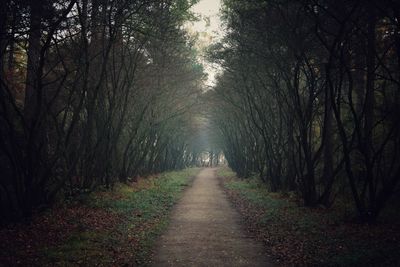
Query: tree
[[0, 0, 204, 223], [206, 0, 400, 220]]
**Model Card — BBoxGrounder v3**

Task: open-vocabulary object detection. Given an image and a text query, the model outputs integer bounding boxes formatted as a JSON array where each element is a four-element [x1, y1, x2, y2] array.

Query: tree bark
[[364, 2, 376, 218]]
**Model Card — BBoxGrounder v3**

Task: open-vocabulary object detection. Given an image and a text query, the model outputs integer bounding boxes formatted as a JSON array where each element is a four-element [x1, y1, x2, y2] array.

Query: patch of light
[[187, 0, 225, 88]]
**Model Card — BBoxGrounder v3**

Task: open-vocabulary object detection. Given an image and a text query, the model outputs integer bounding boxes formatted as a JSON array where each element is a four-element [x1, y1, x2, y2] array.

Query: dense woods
[[206, 0, 400, 222], [1, 0, 400, 227], [0, 0, 205, 223], [1, 0, 400, 265]]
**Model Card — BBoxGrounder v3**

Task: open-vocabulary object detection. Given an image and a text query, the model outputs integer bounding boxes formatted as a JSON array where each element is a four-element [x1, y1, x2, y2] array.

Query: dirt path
[[151, 168, 271, 267]]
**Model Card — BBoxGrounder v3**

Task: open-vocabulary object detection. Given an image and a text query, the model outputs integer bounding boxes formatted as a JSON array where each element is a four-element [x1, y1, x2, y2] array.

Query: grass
[[217, 167, 400, 266], [0, 168, 201, 266]]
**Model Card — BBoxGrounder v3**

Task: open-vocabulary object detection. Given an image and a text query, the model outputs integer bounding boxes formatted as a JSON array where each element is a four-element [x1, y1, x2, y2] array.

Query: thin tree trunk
[[364, 3, 376, 219], [320, 64, 334, 206]]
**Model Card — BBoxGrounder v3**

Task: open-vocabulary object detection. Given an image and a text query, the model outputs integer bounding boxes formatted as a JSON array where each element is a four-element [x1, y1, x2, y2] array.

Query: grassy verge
[[0, 168, 201, 266], [217, 167, 400, 266]]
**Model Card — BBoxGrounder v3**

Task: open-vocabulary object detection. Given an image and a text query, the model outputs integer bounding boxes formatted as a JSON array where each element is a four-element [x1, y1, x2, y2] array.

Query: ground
[[0, 169, 201, 266], [217, 168, 400, 266], [3, 167, 398, 266], [151, 168, 271, 266]]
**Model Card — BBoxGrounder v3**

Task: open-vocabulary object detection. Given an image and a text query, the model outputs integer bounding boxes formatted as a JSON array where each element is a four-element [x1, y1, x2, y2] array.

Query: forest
[[206, 0, 400, 222], [1, 0, 400, 266], [1, 0, 206, 222]]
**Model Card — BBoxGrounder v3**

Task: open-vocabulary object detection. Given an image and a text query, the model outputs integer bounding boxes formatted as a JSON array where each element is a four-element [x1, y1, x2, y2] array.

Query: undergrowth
[[217, 167, 400, 266], [0, 168, 200, 266]]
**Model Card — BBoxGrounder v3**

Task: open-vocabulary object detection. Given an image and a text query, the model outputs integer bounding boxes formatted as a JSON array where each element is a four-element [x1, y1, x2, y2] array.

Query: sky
[[190, 0, 223, 37], [188, 0, 224, 87]]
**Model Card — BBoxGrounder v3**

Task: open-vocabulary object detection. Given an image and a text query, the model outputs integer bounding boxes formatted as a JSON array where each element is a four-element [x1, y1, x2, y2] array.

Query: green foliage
[[0, 0, 205, 223], [210, 0, 400, 220], [219, 169, 400, 266], [216, 167, 236, 178], [171, 0, 200, 22], [39, 168, 201, 266]]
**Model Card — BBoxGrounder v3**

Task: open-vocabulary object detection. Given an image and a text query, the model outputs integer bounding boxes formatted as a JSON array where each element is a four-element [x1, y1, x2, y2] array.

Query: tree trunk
[[24, 3, 42, 125], [319, 64, 335, 206], [23, 1, 43, 217], [364, 3, 376, 219], [0, 0, 8, 76]]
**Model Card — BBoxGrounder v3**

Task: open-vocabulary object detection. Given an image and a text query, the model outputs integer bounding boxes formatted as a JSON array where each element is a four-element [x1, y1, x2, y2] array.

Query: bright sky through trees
[[189, 0, 223, 87], [191, 0, 223, 35]]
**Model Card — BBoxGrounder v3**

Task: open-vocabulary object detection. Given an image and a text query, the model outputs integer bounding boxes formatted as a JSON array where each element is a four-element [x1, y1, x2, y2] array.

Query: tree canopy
[[0, 0, 208, 222], [205, 0, 400, 222], [1, 0, 400, 224]]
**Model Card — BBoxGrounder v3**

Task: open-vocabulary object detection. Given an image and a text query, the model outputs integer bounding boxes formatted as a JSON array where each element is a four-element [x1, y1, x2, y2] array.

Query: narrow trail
[[151, 168, 271, 267]]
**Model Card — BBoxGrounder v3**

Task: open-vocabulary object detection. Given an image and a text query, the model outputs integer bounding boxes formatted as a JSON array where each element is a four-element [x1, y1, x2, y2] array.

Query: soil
[[151, 168, 272, 267]]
